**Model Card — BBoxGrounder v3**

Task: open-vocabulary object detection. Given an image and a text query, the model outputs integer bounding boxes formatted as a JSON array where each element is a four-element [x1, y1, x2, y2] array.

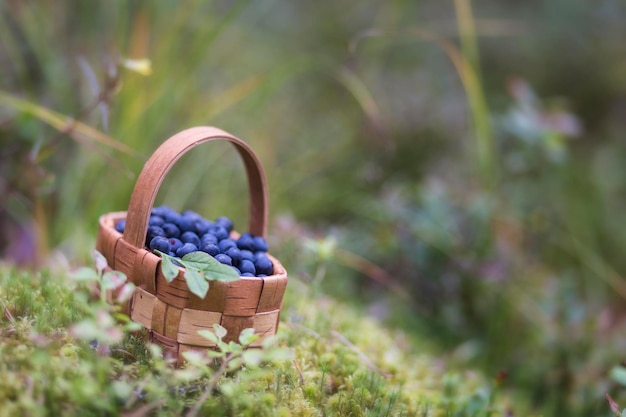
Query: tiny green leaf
[[181, 350, 205, 365], [197, 329, 220, 345], [242, 349, 263, 367], [184, 268, 209, 299], [238, 328, 258, 346], [227, 357, 244, 371], [205, 350, 224, 358], [111, 381, 133, 399], [159, 253, 180, 282], [92, 250, 108, 273], [70, 267, 99, 282], [102, 271, 127, 290], [213, 324, 227, 340], [265, 348, 294, 362], [124, 322, 143, 332], [611, 367, 626, 387]]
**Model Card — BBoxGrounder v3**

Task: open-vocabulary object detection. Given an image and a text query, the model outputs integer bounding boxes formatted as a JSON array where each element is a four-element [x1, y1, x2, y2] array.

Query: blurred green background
[[1, 0, 626, 415]]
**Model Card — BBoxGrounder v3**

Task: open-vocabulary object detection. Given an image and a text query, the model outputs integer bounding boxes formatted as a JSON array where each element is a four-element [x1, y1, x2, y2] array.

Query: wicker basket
[[95, 126, 288, 366]]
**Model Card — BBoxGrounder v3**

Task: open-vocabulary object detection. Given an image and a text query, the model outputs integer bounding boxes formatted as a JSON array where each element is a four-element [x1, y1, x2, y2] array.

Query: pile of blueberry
[[114, 205, 273, 277]]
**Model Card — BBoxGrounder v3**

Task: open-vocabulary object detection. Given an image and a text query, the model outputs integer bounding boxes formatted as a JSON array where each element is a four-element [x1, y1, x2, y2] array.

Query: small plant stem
[[453, 0, 496, 191], [186, 352, 233, 417]]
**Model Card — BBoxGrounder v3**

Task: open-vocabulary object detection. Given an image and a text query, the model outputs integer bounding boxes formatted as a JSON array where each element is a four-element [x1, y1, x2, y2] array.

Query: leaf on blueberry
[[184, 268, 209, 299], [156, 248, 239, 299], [180, 251, 214, 270], [158, 252, 180, 282]]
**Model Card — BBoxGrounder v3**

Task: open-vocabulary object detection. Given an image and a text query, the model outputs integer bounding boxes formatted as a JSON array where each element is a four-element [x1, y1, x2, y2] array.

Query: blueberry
[[147, 226, 166, 245], [168, 238, 183, 253], [175, 216, 197, 234], [182, 210, 203, 222], [255, 256, 273, 275], [257, 274, 267, 278], [236, 233, 255, 251], [168, 251, 177, 257], [163, 211, 181, 224], [214, 216, 234, 233], [252, 236, 269, 252], [215, 254, 232, 266], [255, 251, 269, 260], [200, 233, 218, 245], [149, 215, 165, 227], [152, 205, 175, 218], [231, 266, 241, 276], [195, 219, 212, 235], [209, 226, 229, 241], [241, 272, 255, 277], [162, 223, 181, 238], [176, 243, 198, 258], [225, 247, 242, 265], [181, 231, 201, 247], [240, 250, 255, 262], [218, 238, 237, 253], [239, 259, 256, 275], [150, 236, 171, 253], [114, 219, 126, 233], [200, 242, 219, 256]]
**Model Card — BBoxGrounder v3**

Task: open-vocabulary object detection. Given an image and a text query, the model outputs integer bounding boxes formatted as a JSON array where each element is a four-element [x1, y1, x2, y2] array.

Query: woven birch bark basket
[[95, 126, 288, 366]]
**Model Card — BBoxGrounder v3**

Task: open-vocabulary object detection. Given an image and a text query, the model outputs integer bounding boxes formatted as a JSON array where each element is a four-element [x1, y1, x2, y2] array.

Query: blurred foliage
[[0, 263, 519, 416], [1, 0, 626, 415]]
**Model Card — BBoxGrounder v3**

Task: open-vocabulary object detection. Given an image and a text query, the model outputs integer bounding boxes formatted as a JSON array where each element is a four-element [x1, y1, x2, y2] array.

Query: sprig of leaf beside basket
[[155, 250, 239, 298]]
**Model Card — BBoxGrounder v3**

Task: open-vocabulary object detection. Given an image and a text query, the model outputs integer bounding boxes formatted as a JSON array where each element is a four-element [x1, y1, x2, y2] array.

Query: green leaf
[[70, 267, 99, 282], [92, 250, 108, 273], [159, 253, 180, 282], [206, 263, 240, 282], [102, 271, 127, 290], [265, 348, 294, 362], [124, 322, 143, 332], [111, 381, 133, 399], [238, 328, 258, 346], [242, 349, 263, 367], [181, 350, 205, 365], [611, 367, 626, 386], [184, 268, 209, 299], [181, 251, 214, 269], [205, 350, 225, 358], [227, 357, 244, 371], [213, 324, 228, 340], [197, 329, 221, 345], [183, 251, 240, 282]]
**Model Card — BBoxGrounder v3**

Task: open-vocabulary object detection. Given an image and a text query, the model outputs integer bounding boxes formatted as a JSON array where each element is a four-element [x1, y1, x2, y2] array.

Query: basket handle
[[123, 126, 268, 249]]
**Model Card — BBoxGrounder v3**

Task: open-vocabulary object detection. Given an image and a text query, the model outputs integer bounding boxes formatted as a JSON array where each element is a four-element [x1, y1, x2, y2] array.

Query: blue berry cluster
[[114, 206, 274, 277]]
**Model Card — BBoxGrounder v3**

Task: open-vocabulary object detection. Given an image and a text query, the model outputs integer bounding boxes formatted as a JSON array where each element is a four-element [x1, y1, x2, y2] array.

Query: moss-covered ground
[[0, 264, 529, 416]]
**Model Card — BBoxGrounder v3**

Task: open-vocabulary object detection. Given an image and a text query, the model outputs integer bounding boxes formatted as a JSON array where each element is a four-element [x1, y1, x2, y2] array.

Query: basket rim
[[99, 211, 288, 282]]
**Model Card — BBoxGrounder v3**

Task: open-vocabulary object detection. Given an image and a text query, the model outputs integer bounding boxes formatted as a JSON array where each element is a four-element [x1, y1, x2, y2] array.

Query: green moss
[[0, 264, 525, 416]]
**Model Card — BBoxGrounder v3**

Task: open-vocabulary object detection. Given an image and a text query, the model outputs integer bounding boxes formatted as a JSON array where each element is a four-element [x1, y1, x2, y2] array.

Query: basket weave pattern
[[95, 127, 288, 365]]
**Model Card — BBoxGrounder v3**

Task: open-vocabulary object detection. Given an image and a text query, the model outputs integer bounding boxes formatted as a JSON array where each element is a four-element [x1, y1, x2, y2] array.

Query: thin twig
[[283, 322, 321, 339], [185, 353, 232, 417], [331, 330, 391, 379], [292, 359, 305, 385], [121, 399, 167, 417], [334, 247, 410, 301]]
